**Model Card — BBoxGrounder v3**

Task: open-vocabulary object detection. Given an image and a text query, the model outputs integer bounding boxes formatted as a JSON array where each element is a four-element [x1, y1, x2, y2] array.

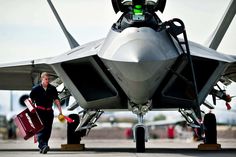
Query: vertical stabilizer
[[206, 0, 236, 50], [47, 0, 79, 49]]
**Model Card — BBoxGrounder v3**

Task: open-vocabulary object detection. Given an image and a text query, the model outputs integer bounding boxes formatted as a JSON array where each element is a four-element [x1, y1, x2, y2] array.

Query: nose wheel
[[135, 126, 145, 152], [132, 114, 148, 152], [130, 101, 151, 152]]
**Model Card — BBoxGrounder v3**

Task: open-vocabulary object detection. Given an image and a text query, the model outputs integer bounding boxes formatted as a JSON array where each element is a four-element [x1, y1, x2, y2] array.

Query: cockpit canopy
[[111, 0, 166, 14]]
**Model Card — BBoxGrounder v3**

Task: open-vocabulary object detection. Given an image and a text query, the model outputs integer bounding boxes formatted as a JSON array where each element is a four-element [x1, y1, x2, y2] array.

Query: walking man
[[30, 72, 62, 154]]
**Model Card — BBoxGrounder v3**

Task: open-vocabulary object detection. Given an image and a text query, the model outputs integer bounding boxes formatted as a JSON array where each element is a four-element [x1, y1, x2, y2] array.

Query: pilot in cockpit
[[112, 0, 165, 31]]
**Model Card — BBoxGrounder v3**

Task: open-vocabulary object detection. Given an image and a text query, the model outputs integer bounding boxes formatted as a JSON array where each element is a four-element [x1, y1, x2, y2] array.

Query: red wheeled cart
[[14, 108, 44, 140]]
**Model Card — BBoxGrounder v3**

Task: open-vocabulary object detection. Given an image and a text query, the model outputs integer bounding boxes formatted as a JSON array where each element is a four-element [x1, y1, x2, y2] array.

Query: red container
[[14, 109, 44, 140]]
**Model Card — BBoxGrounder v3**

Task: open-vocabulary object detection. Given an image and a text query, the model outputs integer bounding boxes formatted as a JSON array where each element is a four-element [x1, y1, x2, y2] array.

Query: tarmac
[[0, 138, 236, 157]]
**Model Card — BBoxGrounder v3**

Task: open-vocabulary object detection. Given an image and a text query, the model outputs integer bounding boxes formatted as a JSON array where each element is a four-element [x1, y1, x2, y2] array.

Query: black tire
[[136, 126, 145, 152], [19, 94, 29, 107], [204, 113, 217, 144], [67, 114, 84, 144]]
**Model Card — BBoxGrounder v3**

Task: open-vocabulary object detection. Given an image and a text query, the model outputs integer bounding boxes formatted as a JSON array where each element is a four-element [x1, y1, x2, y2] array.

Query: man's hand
[[58, 113, 65, 122], [57, 113, 74, 123]]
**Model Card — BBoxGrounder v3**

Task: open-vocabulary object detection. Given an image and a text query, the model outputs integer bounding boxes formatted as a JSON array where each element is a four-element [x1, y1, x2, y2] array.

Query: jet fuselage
[[99, 27, 179, 105]]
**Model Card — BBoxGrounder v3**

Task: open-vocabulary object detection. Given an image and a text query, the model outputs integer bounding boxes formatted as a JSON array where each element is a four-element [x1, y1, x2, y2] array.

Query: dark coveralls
[[30, 84, 58, 149]]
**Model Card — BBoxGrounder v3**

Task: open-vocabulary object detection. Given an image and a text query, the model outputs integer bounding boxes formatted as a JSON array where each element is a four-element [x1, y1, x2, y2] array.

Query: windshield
[[121, 0, 159, 5]]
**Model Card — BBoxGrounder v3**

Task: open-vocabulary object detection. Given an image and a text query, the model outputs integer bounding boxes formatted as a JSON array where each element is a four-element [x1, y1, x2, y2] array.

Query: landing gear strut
[[130, 102, 150, 152]]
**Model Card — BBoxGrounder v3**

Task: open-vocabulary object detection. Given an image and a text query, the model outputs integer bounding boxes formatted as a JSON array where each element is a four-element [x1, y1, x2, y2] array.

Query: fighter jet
[[0, 0, 235, 152]]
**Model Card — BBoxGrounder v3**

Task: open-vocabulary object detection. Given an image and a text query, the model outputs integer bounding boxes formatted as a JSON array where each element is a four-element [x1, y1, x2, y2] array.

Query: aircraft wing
[[0, 39, 104, 90], [0, 58, 55, 90], [48, 39, 104, 64]]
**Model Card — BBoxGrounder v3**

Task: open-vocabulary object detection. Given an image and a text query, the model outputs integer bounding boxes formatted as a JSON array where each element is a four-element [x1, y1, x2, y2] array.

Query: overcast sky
[[0, 0, 235, 121], [0, 0, 235, 64]]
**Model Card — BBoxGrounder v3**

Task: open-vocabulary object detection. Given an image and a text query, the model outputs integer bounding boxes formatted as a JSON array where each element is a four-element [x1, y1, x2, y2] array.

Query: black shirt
[[30, 84, 59, 108]]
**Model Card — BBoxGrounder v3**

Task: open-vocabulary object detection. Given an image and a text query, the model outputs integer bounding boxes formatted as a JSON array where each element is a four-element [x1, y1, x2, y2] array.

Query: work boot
[[42, 145, 50, 154]]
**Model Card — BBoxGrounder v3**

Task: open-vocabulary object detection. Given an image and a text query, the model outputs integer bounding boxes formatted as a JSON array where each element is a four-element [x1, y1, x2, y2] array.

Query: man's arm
[[54, 99, 62, 115], [51, 85, 62, 114]]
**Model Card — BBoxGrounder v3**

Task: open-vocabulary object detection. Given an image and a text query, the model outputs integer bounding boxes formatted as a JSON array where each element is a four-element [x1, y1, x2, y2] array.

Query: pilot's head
[[133, 0, 145, 5], [112, 0, 166, 14]]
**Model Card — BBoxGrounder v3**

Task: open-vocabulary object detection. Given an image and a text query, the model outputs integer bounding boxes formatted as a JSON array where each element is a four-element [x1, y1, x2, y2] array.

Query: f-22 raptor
[[0, 0, 235, 152]]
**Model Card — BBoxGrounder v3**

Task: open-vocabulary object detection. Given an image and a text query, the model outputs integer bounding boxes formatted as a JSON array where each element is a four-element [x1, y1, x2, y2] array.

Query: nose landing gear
[[130, 101, 151, 152], [132, 114, 148, 152]]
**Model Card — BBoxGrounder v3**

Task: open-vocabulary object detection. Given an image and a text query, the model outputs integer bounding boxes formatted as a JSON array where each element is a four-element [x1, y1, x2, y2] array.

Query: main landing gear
[[62, 110, 103, 150], [203, 113, 217, 144], [198, 113, 221, 150], [179, 108, 219, 149]]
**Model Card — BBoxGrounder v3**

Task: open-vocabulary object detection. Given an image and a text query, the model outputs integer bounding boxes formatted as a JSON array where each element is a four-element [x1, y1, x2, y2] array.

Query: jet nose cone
[[112, 39, 166, 62], [99, 27, 179, 63]]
